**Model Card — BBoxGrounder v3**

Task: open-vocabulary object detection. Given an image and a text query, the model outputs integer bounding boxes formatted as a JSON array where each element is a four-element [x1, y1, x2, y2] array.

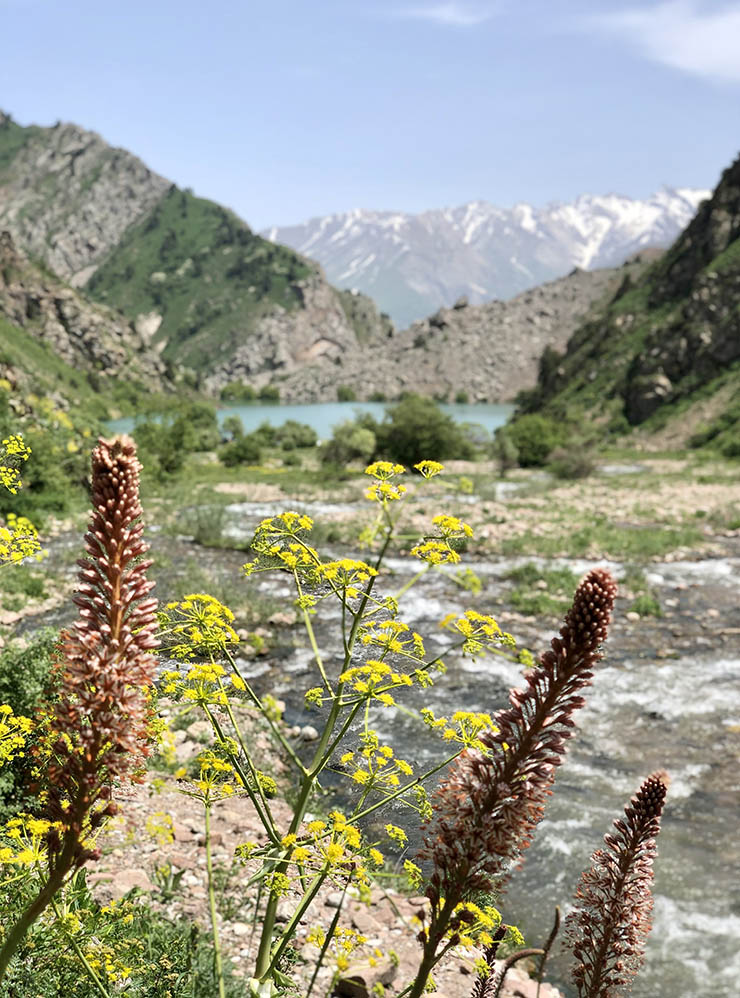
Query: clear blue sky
[[1, 1, 739, 229]]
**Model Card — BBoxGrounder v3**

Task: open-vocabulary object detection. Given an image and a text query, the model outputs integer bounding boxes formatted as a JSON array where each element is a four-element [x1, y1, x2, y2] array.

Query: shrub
[[548, 445, 596, 480], [506, 413, 564, 467], [220, 415, 244, 440], [491, 425, 519, 474], [220, 381, 256, 402], [258, 384, 280, 402], [321, 420, 377, 466], [0, 630, 59, 821], [217, 433, 262, 467], [277, 420, 318, 450], [337, 385, 357, 402], [374, 394, 473, 466]]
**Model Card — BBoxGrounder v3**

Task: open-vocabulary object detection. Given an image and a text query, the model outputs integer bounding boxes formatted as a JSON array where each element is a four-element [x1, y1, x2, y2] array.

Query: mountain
[[274, 254, 659, 404], [263, 189, 709, 328], [0, 231, 165, 391], [0, 111, 388, 394], [517, 153, 740, 453]]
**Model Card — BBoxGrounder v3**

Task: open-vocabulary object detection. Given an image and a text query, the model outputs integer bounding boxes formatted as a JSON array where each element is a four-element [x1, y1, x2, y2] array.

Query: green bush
[[217, 433, 262, 467], [0, 631, 59, 821], [375, 394, 473, 466], [337, 385, 357, 402], [277, 420, 318, 450], [220, 381, 256, 402], [506, 413, 564, 467], [321, 421, 376, 467], [221, 415, 244, 440], [491, 426, 519, 474], [548, 445, 596, 480], [258, 384, 280, 403]]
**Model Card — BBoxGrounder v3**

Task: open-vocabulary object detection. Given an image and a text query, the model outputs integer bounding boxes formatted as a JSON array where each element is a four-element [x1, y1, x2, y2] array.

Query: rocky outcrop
[[202, 275, 366, 392], [0, 113, 170, 284], [270, 256, 657, 403], [0, 230, 167, 387]]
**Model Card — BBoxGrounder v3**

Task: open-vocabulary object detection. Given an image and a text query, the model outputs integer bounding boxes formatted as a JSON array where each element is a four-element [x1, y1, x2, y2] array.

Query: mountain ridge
[[263, 187, 709, 327]]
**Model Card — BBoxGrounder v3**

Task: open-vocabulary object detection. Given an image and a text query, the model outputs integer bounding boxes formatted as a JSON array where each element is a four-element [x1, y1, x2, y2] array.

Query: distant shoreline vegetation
[[106, 399, 515, 440]]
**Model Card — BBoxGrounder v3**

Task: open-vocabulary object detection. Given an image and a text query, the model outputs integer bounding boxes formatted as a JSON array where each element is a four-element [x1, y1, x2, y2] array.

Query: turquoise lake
[[107, 401, 514, 438]]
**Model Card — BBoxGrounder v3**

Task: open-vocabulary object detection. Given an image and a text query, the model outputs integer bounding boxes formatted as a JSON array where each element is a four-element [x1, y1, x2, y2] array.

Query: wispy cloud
[[395, 3, 496, 27], [589, 1, 740, 84]]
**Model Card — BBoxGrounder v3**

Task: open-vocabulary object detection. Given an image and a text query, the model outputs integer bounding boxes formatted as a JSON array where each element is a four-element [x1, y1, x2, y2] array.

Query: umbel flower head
[[566, 771, 669, 998], [416, 569, 617, 952], [45, 436, 158, 868]]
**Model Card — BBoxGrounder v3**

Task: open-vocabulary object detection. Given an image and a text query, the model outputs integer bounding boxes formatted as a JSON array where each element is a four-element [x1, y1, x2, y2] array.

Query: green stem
[[205, 802, 227, 998], [0, 861, 67, 983], [50, 896, 111, 998], [392, 562, 432, 602], [255, 514, 394, 983], [204, 703, 280, 847], [266, 869, 328, 975], [305, 882, 347, 998], [224, 647, 307, 774], [350, 751, 462, 823]]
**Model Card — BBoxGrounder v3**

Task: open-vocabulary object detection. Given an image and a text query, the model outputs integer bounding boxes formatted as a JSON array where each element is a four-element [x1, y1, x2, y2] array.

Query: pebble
[[625, 611, 641, 622]]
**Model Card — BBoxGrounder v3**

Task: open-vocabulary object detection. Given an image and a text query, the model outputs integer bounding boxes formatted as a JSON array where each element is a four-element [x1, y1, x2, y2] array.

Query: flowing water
[[230, 537, 740, 998], [25, 511, 740, 998]]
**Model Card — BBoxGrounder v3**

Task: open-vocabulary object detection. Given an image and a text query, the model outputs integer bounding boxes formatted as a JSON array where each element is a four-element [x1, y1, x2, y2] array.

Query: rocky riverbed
[[2, 454, 738, 997]]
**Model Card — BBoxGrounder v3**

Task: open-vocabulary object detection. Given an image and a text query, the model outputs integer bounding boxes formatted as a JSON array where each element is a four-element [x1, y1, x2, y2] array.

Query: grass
[[500, 518, 704, 560], [87, 186, 312, 372], [505, 562, 579, 617], [0, 116, 43, 173]]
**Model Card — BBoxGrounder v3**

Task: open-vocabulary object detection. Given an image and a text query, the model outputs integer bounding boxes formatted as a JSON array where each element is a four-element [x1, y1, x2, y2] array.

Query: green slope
[[0, 114, 42, 171], [86, 186, 313, 371], [518, 155, 740, 452]]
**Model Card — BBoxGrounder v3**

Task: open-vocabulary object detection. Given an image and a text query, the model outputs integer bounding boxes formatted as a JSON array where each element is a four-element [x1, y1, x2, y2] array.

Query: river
[[19, 507, 740, 998]]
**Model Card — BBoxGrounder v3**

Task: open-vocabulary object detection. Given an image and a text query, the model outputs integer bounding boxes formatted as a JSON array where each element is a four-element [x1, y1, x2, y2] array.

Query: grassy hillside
[[86, 186, 313, 371], [517, 155, 740, 454], [0, 114, 42, 171]]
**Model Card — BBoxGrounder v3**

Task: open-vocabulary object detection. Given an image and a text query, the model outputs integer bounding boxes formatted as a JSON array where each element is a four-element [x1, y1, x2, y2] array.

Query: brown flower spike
[[566, 771, 669, 998], [45, 436, 158, 865], [0, 437, 158, 981], [409, 569, 617, 997]]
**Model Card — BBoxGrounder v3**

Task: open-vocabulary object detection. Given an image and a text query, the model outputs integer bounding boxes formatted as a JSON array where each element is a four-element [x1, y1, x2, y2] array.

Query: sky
[[1, 0, 739, 229]]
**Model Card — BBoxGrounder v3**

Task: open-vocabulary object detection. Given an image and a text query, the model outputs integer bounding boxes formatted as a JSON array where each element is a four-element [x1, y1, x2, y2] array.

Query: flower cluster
[[244, 511, 321, 582], [157, 594, 238, 660], [420, 708, 497, 748], [44, 436, 159, 872], [0, 705, 32, 765], [566, 771, 669, 998], [364, 461, 407, 502], [416, 569, 617, 965], [0, 512, 42, 566], [0, 816, 63, 867], [0, 434, 32, 494], [440, 609, 515, 658], [341, 732, 414, 790]]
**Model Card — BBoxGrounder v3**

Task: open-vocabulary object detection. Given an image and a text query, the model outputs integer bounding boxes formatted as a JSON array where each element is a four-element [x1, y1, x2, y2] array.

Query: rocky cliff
[[0, 111, 170, 285], [518, 152, 740, 449], [273, 255, 657, 403], [0, 230, 166, 389]]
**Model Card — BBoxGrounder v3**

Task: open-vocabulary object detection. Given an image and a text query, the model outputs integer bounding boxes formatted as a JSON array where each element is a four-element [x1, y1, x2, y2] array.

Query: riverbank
[[2, 448, 738, 997]]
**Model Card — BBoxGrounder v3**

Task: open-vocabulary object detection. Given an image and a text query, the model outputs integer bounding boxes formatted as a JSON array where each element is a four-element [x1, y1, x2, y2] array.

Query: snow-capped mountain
[[263, 188, 709, 327]]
